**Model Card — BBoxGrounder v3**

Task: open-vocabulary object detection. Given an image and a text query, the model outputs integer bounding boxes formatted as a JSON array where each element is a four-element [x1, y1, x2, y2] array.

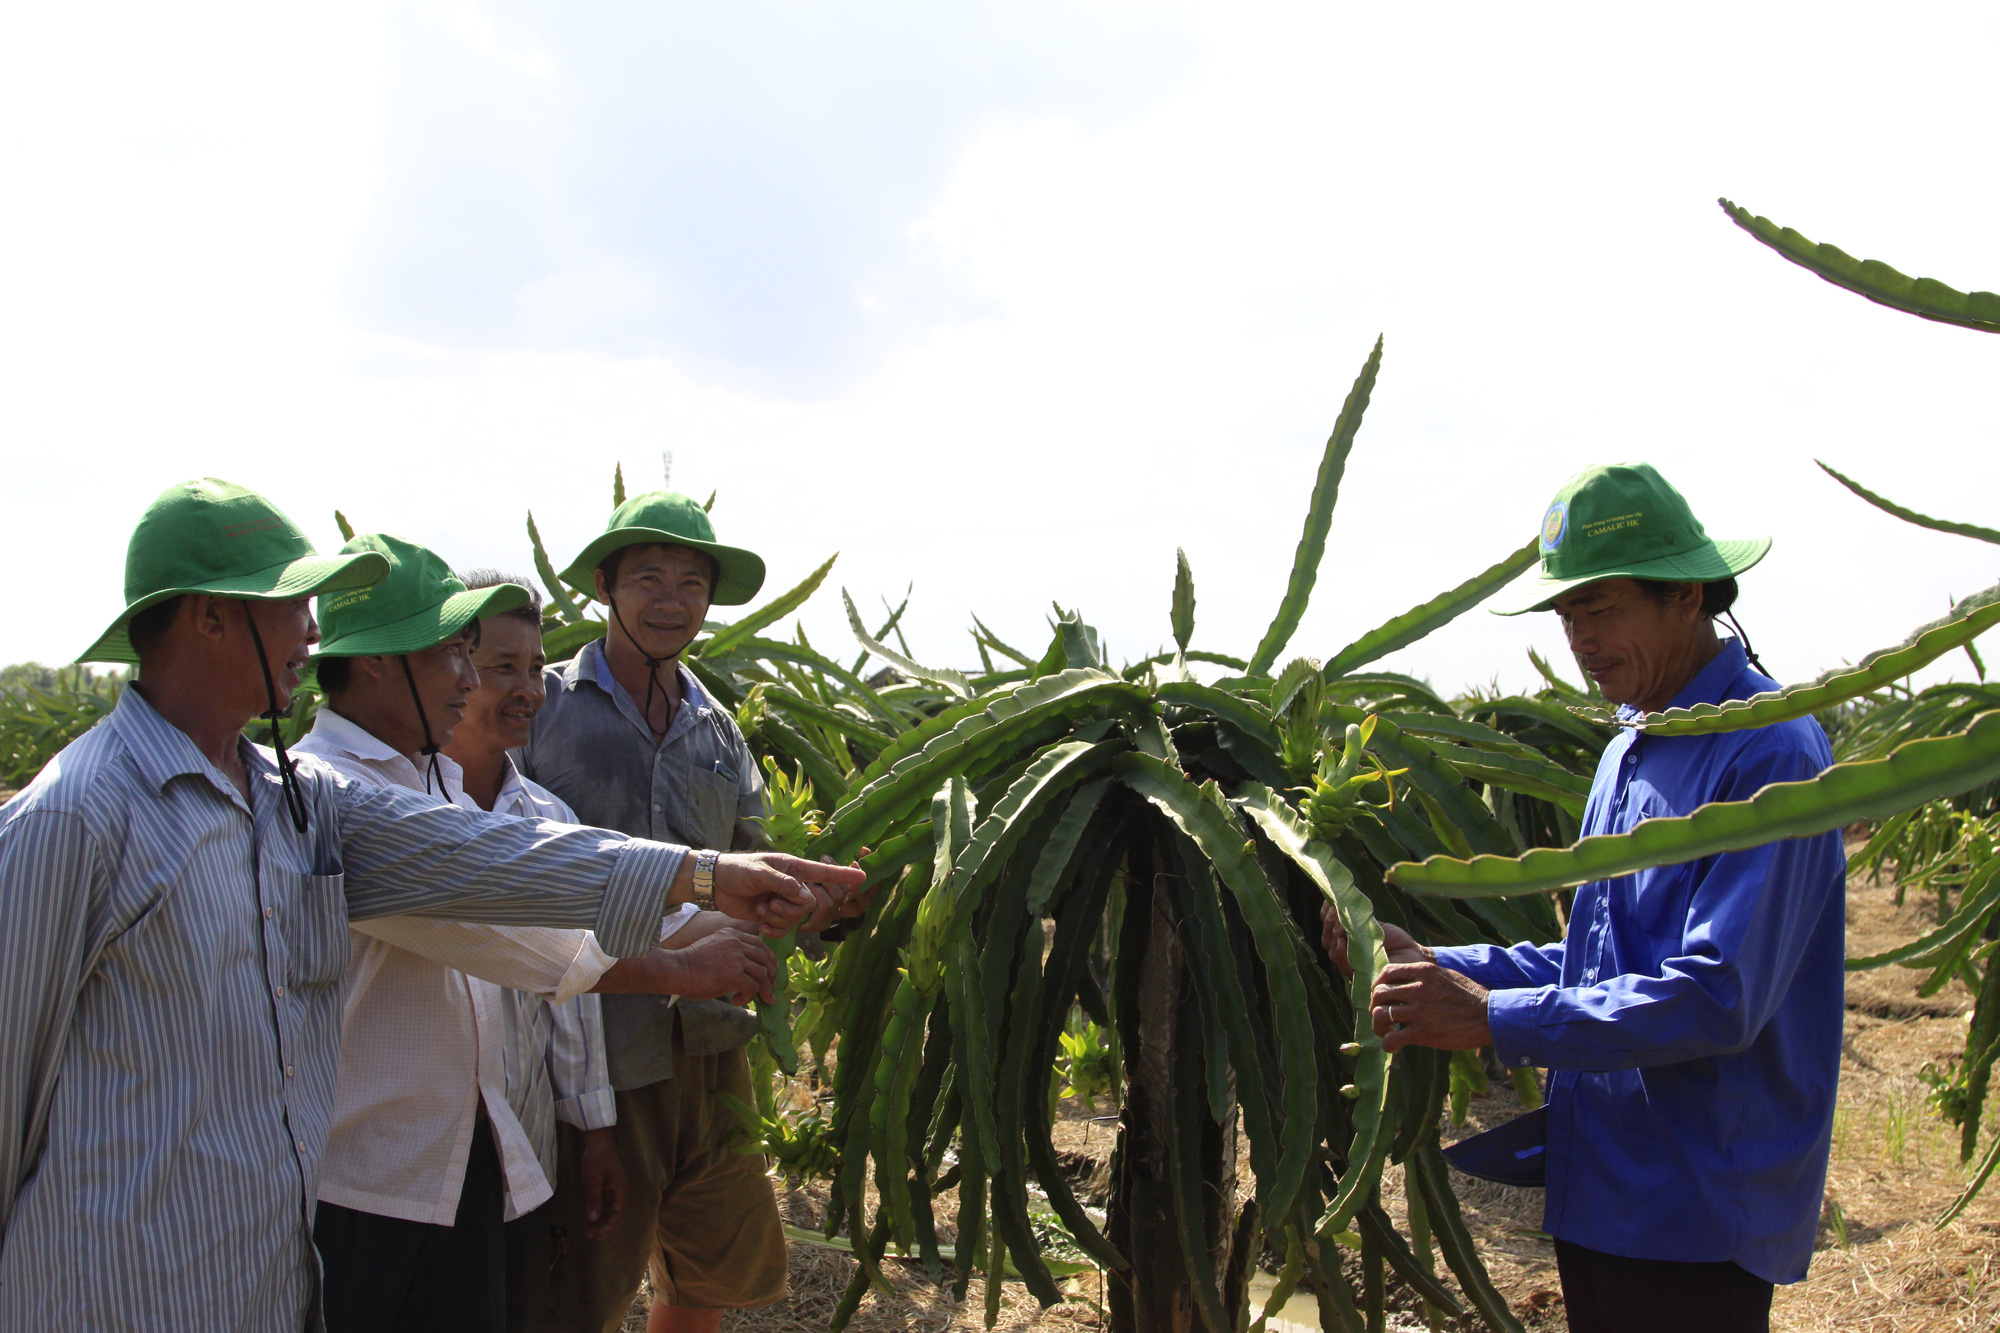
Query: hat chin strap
[[1719, 608, 1767, 676], [243, 609, 311, 836], [606, 594, 676, 738], [396, 655, 447, 796]]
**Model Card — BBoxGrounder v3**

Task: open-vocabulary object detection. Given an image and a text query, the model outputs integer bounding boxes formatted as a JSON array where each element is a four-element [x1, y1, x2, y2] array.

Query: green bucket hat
[[559, 490, 766, 607], [80, 478, 390, 665], [314, 534, 531, 658], [1492, 462, 1771, 616]]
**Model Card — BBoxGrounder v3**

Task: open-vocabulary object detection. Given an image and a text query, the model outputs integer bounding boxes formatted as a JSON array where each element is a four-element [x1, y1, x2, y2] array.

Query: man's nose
[[458, 658, 481, 691], [303, 613, 320, 647]]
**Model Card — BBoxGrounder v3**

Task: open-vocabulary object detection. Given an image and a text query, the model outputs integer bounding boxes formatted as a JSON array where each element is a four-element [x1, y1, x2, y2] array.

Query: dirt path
[[698, 856, 1999, 1331]]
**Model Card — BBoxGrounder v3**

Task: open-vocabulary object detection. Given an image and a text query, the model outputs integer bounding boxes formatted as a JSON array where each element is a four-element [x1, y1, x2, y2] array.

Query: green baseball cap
[[314, 533, 531, 658], [559, 490, 766, 607], [1491, 462, 1770, 616], [79, 479, 390, 665]]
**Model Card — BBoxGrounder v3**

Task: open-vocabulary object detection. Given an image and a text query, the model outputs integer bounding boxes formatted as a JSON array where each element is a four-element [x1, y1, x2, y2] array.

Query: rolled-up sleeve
[[331, 781, 687, 957], [1482, 743, 1843, 1073], [547, 994, 616, 1130], [0, 811, 99, 1234]]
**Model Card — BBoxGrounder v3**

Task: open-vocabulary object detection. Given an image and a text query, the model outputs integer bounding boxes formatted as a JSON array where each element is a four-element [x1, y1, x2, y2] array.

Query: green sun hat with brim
[[1491, 461, 1771, 616], [559, 490, 766, 607], [312, 533, 531, 660], [78, 478, 390, 665]]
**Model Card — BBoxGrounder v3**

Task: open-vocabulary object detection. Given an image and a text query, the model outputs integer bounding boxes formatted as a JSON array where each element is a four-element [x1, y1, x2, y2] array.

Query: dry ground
[[645, 851, 1998, 1331]]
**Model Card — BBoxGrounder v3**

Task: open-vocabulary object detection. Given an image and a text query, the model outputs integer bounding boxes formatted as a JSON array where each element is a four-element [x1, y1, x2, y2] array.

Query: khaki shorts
[[523, 1044, 787, 1332]]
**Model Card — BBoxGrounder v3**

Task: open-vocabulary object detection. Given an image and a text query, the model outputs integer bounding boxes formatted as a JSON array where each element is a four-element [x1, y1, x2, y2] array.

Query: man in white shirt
[[444, 573, 781, 1332], [298, 534, 782, 1333]]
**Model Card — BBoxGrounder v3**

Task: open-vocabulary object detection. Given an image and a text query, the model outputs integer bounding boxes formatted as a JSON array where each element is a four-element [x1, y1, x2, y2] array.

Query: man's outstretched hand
[[590, 926, 777, 1004], [1319, 901, 1432, 978], [669, 927, 779, 1005], [708, 851, 870, 936]]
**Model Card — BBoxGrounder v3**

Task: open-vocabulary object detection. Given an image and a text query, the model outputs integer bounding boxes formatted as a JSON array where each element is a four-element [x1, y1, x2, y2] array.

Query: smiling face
[[594, 542, 714, 663], [460, 613, 547, 752], [1550, 577, 1714, 712]]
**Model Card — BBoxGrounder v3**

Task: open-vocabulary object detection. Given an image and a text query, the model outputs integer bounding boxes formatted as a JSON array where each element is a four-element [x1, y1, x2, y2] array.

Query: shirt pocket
[[684, 764, 742, 851], [277, 870, 353, 989]]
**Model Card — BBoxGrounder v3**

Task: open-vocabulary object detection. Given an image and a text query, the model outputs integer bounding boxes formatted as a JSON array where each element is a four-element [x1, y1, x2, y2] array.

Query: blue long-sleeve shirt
[[1435, 638, 1846, 1283]]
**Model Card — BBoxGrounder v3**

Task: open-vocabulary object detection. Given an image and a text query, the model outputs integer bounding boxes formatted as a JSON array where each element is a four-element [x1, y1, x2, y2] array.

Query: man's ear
[[188, 595, 230, 644], [357, 655, 390, 682], [593, 567, 611, 605], [1677, 581, 1706, 625]]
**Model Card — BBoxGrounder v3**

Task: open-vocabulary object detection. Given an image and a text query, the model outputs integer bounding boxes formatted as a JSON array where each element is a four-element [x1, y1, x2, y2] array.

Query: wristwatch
[[693, 849, 719, 907]]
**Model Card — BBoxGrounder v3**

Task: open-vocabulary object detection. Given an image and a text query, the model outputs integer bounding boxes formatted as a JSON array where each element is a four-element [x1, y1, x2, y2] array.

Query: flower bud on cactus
[[1302, 715, 1406, 842], [751, 754, 823, 857], [903, 873, 954, 996]]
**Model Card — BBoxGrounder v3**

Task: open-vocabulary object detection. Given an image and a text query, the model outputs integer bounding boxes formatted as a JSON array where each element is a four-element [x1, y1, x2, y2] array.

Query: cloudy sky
[[4, 2, 1996, 695]]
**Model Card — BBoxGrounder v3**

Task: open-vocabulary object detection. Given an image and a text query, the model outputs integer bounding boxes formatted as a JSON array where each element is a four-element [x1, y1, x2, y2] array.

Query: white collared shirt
[[295, 708, 616, 1224]]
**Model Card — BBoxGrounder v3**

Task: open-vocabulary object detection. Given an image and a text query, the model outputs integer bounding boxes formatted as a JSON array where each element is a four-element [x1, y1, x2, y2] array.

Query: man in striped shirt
[[0, 479, 859, 1331]]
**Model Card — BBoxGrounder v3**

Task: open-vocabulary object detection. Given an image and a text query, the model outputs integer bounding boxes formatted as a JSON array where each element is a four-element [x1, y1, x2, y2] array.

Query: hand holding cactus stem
[[1320, 904, 1431, 978], [1321, 904, 1491, 1052], [1369, 962, 1493, 1054]]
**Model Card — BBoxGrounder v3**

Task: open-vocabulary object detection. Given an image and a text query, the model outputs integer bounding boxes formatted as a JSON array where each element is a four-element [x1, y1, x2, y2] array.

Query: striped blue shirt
[[486, 765, 618, 1182], [0, 685, 684, 1330]]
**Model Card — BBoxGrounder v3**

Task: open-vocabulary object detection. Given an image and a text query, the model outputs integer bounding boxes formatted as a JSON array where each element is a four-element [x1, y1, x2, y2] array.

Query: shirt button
[[274, 985, 285, 998], [285, 1066, 295, 1077], [296, 1140, 307, 1153], [264, 907, 274, 919]]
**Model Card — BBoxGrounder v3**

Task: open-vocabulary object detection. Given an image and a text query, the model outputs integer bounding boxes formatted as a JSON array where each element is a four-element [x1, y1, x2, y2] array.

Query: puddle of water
[[1244, 1271, 1323, 1331]]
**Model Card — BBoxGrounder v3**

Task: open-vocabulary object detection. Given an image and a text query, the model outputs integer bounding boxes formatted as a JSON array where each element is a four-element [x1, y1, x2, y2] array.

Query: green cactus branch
[[1720, 198, 2000, 333], [1389, 711, 2000, 896], [1817, 461, 2000, 547], [1249, 337, 1383, 676]]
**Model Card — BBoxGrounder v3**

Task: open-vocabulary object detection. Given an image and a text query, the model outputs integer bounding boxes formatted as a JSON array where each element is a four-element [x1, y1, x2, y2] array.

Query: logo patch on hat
[[1541, 501, 1568, 553]]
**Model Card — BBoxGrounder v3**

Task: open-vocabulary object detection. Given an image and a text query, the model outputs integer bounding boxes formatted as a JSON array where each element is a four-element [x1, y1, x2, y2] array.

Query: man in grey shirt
[[0, 479, 859, 1331], [521, 491, 866, 1333]]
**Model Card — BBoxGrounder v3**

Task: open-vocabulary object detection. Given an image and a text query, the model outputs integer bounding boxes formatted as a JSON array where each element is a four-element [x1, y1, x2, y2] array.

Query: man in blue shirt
[[1326, 463, 1846, 1333]]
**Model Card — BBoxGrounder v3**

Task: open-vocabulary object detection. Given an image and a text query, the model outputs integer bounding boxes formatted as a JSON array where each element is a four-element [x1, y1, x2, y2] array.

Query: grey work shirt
[[0, 686, 684, 1332], [519, 640, 765, 1089]]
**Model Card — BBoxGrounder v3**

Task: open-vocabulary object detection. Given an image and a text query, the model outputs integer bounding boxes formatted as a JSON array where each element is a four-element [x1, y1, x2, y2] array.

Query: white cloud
[[2, 1, 1996, 706]]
